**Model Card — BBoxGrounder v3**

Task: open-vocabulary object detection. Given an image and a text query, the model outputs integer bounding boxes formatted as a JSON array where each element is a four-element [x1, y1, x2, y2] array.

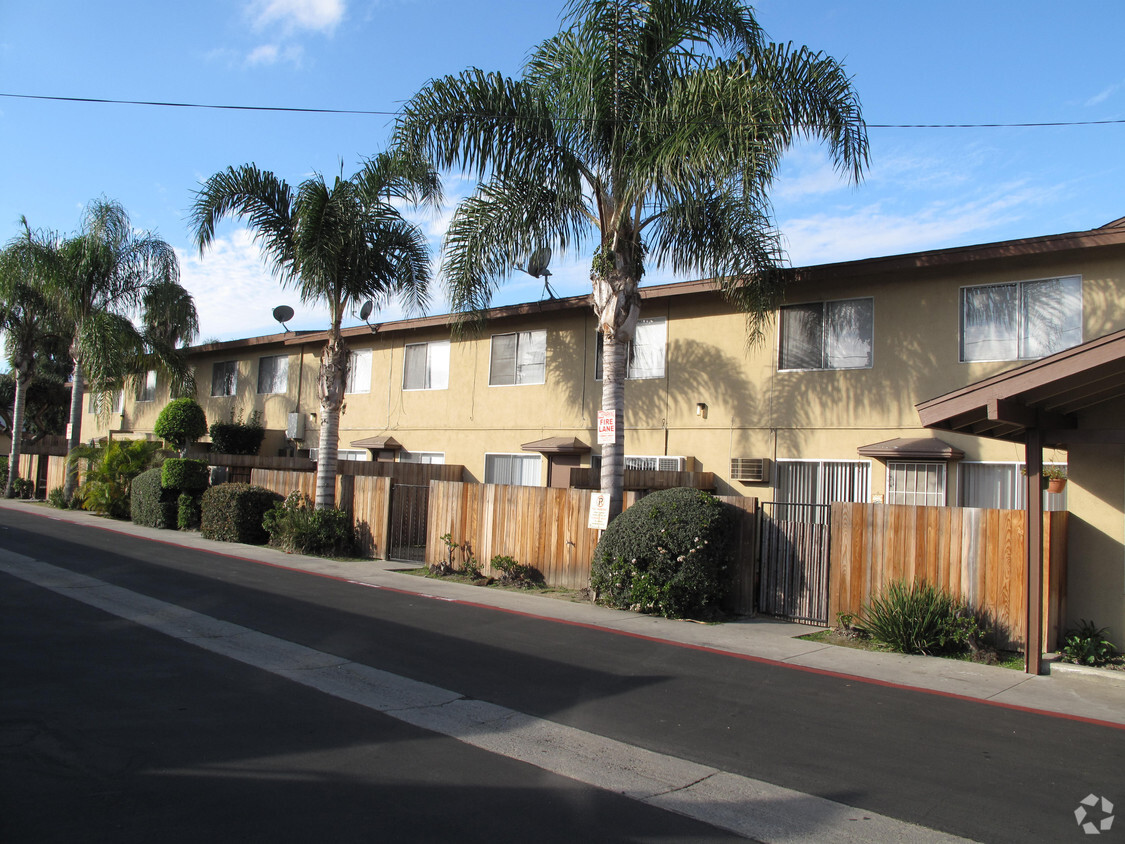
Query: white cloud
[[247, 0, 345, 35], [244, 43, 304, 67], [1085, 80, 1125, 108]]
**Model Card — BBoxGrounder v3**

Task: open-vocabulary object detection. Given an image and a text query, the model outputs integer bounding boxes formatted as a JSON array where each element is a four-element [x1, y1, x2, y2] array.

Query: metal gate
[[387, 483, 429, 562], [757, 503, 831, 625]]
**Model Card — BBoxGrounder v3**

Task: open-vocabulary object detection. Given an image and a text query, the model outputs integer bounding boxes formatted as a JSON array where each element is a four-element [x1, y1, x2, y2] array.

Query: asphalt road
[[1, 508, 1121, 842]]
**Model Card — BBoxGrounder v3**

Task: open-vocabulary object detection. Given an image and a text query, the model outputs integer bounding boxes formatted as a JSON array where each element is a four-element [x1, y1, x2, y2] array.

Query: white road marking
[[0, 551, 976, 843]]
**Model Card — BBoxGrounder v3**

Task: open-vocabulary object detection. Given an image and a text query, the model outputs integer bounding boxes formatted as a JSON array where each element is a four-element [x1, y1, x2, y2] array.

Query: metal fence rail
[[758, 502, 831, 625]]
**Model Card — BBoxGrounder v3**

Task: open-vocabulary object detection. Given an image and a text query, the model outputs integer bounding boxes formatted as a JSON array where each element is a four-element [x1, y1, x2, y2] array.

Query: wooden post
[[1024, 427, 1044, 675]]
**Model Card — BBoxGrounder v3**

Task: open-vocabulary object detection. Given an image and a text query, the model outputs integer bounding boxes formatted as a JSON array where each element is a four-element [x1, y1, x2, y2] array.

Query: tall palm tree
[[395, 0, 868, 519], [191, 151, 440, 508], [49, 199, 197, 501], [0, 222, 66, 497]]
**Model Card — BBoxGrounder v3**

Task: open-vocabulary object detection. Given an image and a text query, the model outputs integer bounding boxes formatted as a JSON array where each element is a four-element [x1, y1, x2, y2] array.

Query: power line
[[2, 91, 1123, 129]]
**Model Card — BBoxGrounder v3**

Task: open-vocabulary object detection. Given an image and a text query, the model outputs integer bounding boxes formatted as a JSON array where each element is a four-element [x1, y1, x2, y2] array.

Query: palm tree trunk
[[63, 355, 84, 501], [6, 368, 30, 498], [592, 251, 642, 523], [599, 333, 628, 520], [314, 335, 348, 509]]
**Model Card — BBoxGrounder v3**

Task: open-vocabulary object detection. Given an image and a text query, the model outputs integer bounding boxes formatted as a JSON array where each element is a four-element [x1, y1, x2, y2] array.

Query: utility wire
[[2, 91, 1124, 129]]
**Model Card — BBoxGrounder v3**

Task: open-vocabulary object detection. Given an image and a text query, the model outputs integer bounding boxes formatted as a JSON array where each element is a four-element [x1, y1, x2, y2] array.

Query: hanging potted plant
[[1044, 465, 1068, 494]]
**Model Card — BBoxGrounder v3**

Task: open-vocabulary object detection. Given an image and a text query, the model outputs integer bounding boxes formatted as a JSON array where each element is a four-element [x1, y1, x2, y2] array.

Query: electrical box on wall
[[730, 457, 769, 483], [286, 412, 305, 441]]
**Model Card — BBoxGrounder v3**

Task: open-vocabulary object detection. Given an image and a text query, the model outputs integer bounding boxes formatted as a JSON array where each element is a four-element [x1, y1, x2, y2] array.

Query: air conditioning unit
[[286, 412, 306, 441], [730, 457, 769, 483], [656, 456, 686, 472]]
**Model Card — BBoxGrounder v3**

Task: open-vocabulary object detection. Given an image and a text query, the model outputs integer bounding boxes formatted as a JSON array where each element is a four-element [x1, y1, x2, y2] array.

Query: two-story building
[[82, 217, 1125, 640]]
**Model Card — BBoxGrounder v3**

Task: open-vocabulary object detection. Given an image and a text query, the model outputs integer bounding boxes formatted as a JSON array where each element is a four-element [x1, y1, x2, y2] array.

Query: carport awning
[[916, 328, 1125, 446], [857, 437, 964, 460]]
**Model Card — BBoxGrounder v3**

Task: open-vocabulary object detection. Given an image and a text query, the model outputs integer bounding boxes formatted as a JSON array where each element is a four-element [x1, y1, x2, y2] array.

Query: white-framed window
[[345, 349, 372, 394], [595, 317, 667, 380], [489, 330, 546, 386], [484, 453, 542, 486], [135, 370, 157, 403], [959, 276, 1082, 362], [779, 298, 873, 371], [399, 451, 445, 464], [403, 340, 450, 390], [257, 354, 289, 395], [775, 460, 870, 505], [211, 361, 238, 397], [958, 462, 1067, 511], [88, 388, 124, 414], [886, 462, 947, 506], [309, 448, 369, 462]]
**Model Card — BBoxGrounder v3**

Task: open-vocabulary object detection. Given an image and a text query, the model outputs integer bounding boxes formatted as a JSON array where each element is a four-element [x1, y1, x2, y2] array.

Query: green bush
[[200, 484, 282, 544], [262, 491, 355, 557], [10, 477, 34, 499], [131, 467, 178, 528], [1060, 620, 1117, 666], [490, 554, 542, 587], [590, 487, 734, 619], [177, 492, 202, 530], [161, 458, 210, 493], [47, 487, 71, 509], [855, 580, 983, 656], [70, 439, 161, 519], [209, 410, 265, 455], [154, 398, 207, 454]]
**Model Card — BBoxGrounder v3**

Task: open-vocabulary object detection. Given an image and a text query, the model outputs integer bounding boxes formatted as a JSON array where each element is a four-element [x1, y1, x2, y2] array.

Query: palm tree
[[48, 199, 197, 501], [0, 222, 67, 497], [191, 151, 440, 508], [394, 0, 868, 519]]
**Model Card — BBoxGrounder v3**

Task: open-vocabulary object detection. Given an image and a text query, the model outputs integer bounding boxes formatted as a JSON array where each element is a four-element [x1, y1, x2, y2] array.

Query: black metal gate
[[757, 503, 832, 625], [387, 483, 429, 562]]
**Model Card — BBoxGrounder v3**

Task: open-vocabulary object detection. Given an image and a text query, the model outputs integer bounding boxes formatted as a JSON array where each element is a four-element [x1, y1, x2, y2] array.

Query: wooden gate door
[[757, 503, 831, 625], [387, 483, 429, 562]]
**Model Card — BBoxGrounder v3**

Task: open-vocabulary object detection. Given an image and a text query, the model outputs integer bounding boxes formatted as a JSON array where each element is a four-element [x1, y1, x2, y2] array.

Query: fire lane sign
[[597, 411, 615, 445]]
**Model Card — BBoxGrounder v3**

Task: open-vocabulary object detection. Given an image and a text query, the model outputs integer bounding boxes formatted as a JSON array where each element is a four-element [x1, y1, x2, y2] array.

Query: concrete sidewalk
[[6, 498, 1124, 729]]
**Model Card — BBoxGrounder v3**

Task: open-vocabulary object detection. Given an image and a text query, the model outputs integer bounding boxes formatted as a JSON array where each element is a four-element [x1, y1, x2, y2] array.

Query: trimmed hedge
[[161, 458, 210, 493], [590, 487, 734, 619], [131, 468, 178, 529], [209, 412, 265, 456], [200, 484, 283, 544]]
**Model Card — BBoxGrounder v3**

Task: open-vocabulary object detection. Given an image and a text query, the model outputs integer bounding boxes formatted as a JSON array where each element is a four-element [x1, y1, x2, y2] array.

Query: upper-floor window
[[489, 330, 545, 386], [88, 388, 124, 414], [779, 298, 873, 371], [403, 340, 450, 390], [257, 354, 289, 395], [345, 349, 372, 394], [959, 276, 1081, 362], [211, 361, 237, 397], [595, 317, 667, 380], [135, 370, 157, 403]]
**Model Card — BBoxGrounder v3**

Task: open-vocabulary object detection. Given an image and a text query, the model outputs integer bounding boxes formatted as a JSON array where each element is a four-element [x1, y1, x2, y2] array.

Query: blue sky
[[2, 0, 1124, 341]]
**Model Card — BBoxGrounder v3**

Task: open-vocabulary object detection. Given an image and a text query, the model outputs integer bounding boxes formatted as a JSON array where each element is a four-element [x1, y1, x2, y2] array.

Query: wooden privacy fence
[[830, 502, 1068, 651], [426, 481, 759, 608], [249, 469, 393, 559], [210, 452, 463, 485]]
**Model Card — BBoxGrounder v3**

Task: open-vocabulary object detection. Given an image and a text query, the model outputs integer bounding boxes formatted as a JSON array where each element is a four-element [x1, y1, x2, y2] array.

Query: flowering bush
[[590, 487, 734, 619]]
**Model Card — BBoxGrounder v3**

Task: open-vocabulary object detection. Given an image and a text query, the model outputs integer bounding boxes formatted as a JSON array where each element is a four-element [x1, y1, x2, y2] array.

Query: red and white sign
[[597, 411, 616, 445]]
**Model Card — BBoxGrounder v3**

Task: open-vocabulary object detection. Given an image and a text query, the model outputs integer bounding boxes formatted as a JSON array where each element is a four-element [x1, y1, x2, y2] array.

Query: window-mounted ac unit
[[656, 456, 687, 472], [730, 457, 769, 483]]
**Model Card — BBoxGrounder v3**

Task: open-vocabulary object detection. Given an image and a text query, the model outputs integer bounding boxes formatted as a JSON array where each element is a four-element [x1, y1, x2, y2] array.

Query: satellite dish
[[359, 300, 373, 321], [273, 305, 294, 332], [515, 246, 558, 300], [526, 246, 552, 279]]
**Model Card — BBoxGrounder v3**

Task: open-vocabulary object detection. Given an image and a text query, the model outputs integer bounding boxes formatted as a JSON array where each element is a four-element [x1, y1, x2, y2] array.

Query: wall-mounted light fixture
[[695, 402, 708, 419]]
